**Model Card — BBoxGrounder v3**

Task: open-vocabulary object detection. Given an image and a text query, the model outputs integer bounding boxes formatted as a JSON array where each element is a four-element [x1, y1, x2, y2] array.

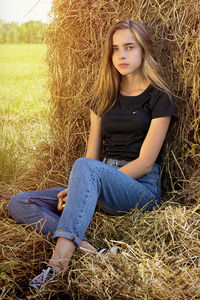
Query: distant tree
[[0, 21, 4, 43], [0, 20, 47, 43], [8, 22, 20, 43]]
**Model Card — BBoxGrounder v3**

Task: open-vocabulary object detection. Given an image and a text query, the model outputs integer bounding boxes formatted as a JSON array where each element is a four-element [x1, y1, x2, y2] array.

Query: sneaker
[[29, 266, 55, 290], [96, 246, 118, 258]]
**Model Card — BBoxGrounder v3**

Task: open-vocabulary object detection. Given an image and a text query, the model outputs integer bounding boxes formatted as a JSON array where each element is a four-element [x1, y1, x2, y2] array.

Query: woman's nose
[[118, 48, 126, 59]]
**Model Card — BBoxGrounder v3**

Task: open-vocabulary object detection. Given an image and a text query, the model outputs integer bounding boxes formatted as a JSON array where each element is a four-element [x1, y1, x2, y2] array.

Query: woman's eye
[[127, 46, 134, 50], [112, 48, 117, 52]]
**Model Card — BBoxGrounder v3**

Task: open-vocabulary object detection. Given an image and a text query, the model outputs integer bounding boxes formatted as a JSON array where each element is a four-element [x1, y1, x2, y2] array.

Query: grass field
[[0, 44, 50, 183]]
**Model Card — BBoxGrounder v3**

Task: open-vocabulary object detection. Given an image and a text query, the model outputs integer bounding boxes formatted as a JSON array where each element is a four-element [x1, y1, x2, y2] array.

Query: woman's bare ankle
[[79, 240, 97, 255], [47, 263, 61, 274], [48, 237, 76, 271]]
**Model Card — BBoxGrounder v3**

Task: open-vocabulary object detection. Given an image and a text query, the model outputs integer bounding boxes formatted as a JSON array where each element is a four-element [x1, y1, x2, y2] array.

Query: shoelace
[[29, 266, 55, 289]]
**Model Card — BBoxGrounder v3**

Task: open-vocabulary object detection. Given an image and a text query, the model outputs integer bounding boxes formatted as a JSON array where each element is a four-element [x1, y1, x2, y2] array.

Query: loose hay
[[1, 199, 200, 299], [0, 0, 200, 299]]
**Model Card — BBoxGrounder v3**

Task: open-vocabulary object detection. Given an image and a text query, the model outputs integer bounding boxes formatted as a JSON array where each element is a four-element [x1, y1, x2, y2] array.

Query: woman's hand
[[57, 188, 68, 211]]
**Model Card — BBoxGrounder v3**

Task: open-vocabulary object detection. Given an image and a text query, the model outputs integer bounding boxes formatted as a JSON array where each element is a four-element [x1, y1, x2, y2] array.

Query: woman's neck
[[120, 74, 150, 96]]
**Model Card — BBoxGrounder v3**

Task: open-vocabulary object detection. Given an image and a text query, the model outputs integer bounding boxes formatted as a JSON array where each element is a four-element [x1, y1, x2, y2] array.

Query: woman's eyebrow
[[112, 42, 136, 47]]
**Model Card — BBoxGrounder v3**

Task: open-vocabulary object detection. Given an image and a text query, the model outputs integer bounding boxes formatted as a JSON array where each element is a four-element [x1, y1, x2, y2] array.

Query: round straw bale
[[42, 0, 200, 205]]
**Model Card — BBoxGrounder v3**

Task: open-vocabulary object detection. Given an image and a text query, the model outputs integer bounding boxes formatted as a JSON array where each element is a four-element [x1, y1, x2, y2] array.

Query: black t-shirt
[[101, 85, 178, 164]]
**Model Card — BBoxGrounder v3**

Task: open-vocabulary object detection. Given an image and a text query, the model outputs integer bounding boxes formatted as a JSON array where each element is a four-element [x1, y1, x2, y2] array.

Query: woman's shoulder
[[148, 85, 178, 119], [149, 85, 175, 104], [149, 85, 170, 97]]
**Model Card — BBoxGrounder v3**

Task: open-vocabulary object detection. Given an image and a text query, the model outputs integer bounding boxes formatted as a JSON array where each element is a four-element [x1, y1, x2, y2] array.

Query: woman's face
[[112, 28, 143, 77]]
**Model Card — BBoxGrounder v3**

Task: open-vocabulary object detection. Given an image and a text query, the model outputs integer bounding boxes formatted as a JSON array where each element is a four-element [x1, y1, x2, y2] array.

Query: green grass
[[0, 44, 50, 183]]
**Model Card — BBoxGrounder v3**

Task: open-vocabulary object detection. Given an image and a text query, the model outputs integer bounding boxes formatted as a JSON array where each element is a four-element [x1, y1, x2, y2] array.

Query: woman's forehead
[[112, 29, 137, 45]]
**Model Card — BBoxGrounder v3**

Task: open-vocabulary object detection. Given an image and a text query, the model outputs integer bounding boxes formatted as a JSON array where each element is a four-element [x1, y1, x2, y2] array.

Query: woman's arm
[[119, 116, 171, 179], [85, 109, 102, 160]]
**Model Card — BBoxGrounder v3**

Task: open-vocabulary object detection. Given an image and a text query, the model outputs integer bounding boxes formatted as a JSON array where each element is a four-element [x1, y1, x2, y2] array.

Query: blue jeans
[[8, 158, 161, 247]]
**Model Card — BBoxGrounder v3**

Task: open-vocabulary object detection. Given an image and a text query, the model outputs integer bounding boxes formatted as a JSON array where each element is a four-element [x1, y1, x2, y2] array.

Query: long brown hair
[[88, 19, 171, 116]]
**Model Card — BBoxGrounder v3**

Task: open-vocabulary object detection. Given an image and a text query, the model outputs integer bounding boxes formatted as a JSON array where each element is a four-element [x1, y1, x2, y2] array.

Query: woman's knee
[[72, 157, 96, 171], [74, 157, 91, 166], [8, 192, 28, 218]]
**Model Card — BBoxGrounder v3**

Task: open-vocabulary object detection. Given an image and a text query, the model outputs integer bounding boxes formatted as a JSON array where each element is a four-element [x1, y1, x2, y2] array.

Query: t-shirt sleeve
[[86, 100, 101, 117], [150, 92, 178, 120]]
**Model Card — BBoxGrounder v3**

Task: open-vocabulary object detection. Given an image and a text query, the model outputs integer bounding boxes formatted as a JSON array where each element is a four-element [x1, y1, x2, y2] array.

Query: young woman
[[8, 19, 177, 289]]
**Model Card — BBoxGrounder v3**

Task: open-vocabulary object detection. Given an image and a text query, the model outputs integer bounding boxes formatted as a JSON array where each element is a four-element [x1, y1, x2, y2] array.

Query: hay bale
[[1, 0, 200, 299], [43, 0, 199, 204]]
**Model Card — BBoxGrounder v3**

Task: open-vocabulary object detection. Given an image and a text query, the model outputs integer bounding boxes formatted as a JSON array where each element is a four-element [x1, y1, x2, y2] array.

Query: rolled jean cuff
[[53, 228, 82, 248]]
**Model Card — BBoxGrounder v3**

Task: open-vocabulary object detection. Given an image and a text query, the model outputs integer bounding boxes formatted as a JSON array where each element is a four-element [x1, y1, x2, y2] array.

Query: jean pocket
[[137, 171, 161, 197], [142, 173, 159, 183]]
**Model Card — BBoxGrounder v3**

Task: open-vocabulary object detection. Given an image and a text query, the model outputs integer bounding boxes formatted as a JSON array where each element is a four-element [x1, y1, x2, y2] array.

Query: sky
[[0, 0, 53, 24]]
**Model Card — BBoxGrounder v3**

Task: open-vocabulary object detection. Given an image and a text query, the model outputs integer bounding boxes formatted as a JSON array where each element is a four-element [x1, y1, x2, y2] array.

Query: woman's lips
[[118, 63, 129, 68]]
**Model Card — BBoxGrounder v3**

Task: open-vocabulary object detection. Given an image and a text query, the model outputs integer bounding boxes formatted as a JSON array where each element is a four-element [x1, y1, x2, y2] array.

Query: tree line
[[0, 20, 47, 43]]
